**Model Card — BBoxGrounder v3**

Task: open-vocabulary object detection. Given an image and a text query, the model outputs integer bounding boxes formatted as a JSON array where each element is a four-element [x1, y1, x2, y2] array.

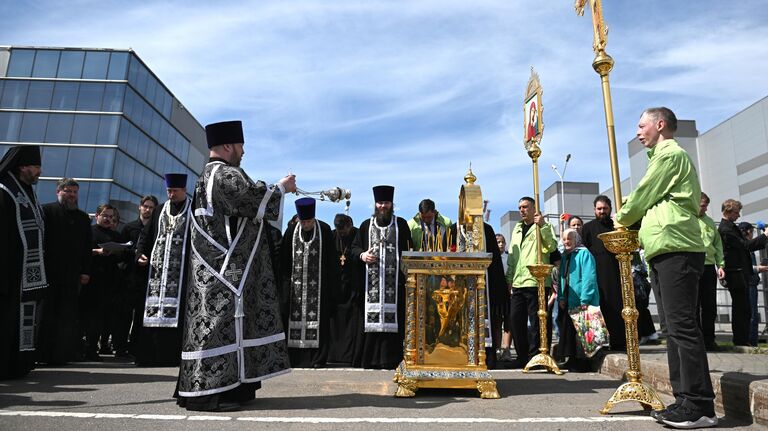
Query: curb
[[599, 353, 768, 426]]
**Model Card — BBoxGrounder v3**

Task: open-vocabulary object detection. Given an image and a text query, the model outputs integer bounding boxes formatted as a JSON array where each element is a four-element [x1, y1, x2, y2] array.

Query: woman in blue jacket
[[555, 228, 600, 371]]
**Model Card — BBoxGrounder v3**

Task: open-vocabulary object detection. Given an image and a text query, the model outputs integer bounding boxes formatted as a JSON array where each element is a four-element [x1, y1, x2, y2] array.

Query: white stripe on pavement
[[0, 410, 654, 424]]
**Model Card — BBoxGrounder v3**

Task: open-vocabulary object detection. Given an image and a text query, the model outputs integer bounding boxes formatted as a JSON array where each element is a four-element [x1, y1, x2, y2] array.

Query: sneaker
[[499, 349, 514, 362], [650, 403, 678, 422], [660, 403, 717, 429]]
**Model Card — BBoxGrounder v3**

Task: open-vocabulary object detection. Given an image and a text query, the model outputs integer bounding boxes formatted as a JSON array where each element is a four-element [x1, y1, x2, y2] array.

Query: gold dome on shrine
[[464, 164, 476, 184]]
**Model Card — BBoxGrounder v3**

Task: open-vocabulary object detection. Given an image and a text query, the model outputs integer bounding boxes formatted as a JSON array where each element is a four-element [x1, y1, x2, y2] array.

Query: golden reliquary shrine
[[393, 169, 499, 399]]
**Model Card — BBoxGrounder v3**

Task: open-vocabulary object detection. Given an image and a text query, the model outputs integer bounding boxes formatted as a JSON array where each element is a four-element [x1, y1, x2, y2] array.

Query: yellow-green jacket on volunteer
[[615, 139, 705, 261], [699, 214, 724, 268], [407, 212, 452, 251], [505, 221, 557, 287]]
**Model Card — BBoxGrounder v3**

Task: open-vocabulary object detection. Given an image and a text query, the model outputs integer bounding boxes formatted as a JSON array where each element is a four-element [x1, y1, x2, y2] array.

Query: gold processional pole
[[574, 0, 663, 413], [521, 68, 562, 376]]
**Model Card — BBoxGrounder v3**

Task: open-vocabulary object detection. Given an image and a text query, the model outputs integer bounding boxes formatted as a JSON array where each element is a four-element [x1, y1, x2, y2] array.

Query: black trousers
[[696, 265, 718, 346], [649, 252, 714, 409], [725, 271, 751, 346], [509, 286, 552, 362]]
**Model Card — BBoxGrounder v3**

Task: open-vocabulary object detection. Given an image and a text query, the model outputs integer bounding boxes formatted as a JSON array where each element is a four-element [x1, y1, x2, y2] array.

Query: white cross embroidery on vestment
[[224, 263, 244, 282]]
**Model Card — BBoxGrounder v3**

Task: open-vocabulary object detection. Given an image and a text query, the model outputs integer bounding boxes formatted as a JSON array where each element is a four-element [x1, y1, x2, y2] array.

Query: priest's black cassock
[[134, 185, 191, 366], [350, 186, 412, 369], [38, 199, 92, 365], [0, 146, 46, 379], [175, 120, 290, 412], [279, 200, 340, 368], [328, 223, 362, 365], [581, 218, 625, 350], [449, 222, 509, 369]]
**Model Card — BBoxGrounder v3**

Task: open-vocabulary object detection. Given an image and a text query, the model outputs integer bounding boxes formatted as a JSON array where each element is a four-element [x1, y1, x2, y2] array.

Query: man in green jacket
[[505, 196, 557, 367], [407, 199, 451, 251], [697, 192, 725, 351], [615, 107, 715, 429]]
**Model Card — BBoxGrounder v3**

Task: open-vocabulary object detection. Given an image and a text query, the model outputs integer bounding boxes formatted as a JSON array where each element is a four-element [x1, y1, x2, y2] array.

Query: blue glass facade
[[0, 47, 206, 220]]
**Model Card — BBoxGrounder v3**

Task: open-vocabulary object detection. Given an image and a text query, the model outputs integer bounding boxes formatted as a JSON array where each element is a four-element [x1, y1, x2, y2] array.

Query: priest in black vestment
[[38, 178, 92, 365], [175, 120, 293, 412], [134, 174, 192, 366], [581, 195, 625, 351], [351, 185, 413, 369], [0, 146, 46, 379], [279, 198, 340, 368], [328, 214, 362, 365], [449, 222, 509, 369]]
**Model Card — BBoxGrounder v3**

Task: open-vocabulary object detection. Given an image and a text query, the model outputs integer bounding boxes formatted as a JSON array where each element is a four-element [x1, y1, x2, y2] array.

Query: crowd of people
[[1, 108, 766, 428]]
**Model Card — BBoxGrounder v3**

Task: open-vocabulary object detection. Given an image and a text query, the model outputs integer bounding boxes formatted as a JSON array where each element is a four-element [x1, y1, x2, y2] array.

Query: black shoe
[[208, 402, 241, 412], [114, 351, 135, 360], [660, 402, 717, 429], [705, 343, 723, 352], [650, 403, 678, 423]]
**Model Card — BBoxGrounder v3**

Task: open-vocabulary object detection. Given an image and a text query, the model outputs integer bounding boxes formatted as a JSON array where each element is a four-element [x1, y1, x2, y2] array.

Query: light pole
[[551, 154, 571, 230]]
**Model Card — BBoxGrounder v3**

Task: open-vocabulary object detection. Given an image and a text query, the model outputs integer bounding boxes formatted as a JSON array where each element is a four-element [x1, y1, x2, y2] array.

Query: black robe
[[120, 217, 151, 356], [328, 227, 362, 365], [448, 222, 509, 369], [582, 218, 625, 350], [0, 176, 42, 379], [279, 219, 340, 368], [133, 200, 189, 366], [38, 201, 92, 365], [350, 216, 412, 369], [82, 225, 126, 355]]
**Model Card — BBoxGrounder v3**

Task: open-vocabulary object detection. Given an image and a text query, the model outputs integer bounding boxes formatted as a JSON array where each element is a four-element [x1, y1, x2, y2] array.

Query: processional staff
[[574, 0, 664, 414], [520, 67, 562, 376]]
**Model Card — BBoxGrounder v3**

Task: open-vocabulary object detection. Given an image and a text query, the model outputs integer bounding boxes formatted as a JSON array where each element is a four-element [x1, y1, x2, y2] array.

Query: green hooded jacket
[[615, 139, 705, 261], [505, 221, 557, 287]]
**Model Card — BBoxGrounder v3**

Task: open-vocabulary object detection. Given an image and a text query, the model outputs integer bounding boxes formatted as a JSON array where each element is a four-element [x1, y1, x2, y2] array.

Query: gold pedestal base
[[600, 381, 664, 414], [523, 352, 563, 375], [597, 228, 665, 414], [393, 363, 500, 399]]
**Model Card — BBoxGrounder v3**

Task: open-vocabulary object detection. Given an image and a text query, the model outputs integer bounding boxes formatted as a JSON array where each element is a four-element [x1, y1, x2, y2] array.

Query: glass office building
[[0, 46, 207, 221]]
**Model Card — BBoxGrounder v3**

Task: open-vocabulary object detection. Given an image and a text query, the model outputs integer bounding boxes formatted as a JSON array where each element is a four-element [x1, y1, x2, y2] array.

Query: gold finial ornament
[[575, 0, 664, 414], [464, 164, 476, 185], [520, 68, 561, 376]]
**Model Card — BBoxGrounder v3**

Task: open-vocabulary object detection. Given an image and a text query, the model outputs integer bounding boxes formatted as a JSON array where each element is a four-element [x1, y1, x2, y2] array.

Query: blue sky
[[3, 1, 768, 233]]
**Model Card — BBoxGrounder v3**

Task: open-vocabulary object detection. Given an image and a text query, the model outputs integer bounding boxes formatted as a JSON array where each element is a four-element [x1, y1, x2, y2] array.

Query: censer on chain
[[294, 186, 352, 214]]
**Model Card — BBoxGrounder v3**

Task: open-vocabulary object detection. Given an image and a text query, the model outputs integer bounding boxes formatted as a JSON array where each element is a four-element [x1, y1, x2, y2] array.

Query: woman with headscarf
[[555, 228, 600, 371]]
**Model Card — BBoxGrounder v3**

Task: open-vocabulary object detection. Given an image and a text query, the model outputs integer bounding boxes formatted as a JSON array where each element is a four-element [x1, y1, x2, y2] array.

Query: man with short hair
[[121, 195, 158, 357], [0, 145, 47, 379], [351, 185, 413, 369], [719, 199, 768, 347], [408, 198, 451, 251], [279, 198, 339, 368], [695, 192, 725, 351], [38, 178, 92, 365], [328, 214, 361, 365], [505, 196, 557, 367], [133, 174, 192, 366], [616, 107, 715, 428], [175, 120, 295, 412], [581, 194, 625, 351]]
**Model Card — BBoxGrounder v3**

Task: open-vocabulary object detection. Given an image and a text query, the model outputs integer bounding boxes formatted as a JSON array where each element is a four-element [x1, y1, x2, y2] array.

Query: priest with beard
[[448, 221, 509, 370], [38, 178, 92, 365], [351, 186, 413, 369], [279, 198, 339, 368], [0, 146, 46, 379], [134, 173, 192, 366], [328, 214, 361, 365], [581, 195, 625, 351]]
